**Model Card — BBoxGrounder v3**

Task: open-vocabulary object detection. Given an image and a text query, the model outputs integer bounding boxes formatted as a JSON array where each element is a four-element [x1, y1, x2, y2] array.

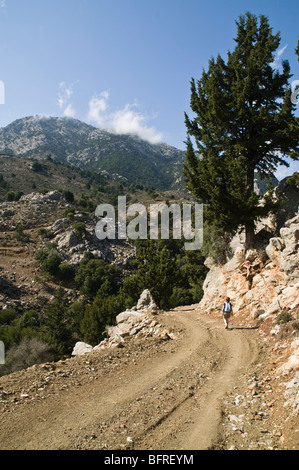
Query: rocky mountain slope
[[0, 190, 136, 315], [0, 116, 185, 189]]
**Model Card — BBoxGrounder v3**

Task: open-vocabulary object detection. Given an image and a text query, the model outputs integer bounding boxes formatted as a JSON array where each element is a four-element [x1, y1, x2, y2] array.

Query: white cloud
[[86, 91, 109, 127], [58, 82, 76, 118], [270, 45, 288, 70], [86, 91, 163, 144], [0, 1, 6, 8], [110, 104, 163, 144], [63, 103, 76, 118]]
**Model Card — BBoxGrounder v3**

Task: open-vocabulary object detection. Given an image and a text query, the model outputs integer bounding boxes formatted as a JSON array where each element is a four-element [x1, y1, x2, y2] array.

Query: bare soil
[[0, 306, 297, 451]]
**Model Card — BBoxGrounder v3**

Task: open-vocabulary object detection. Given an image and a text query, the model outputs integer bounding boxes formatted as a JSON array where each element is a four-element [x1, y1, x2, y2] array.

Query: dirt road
[[0, 307, 295, 450]]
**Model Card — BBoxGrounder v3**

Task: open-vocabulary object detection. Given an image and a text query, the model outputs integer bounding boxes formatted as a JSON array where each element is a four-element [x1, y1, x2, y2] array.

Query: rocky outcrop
[[48, 213, 135, 268], [265, 215, 299, 281], [136, 289, 158, 312], [72, 290, 174, 356], [0, 191, 136, 268], [72, 342, 93, 356], [199, 210, 299, 413], [0, 191, 67, 231], [20, 191, 65, 204], [199, 213, 299, 320]]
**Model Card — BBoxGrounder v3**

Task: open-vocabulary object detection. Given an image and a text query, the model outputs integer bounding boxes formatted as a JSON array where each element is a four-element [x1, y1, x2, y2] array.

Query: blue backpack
[[223, 301, 232, 313]]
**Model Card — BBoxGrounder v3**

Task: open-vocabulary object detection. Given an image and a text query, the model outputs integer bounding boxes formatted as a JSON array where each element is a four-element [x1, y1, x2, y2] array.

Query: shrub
[[73, 222, 86, 239], [0, 173, 8, 189], [31, 161, 44, 173], [0, 308, 18, 326], [37, 228, 53, 240], [3, 338, 53, 375], [75, 253, 122, 299], [277, 310, 292, 325], [80, 295, 124, 345], [62, 190, 74, 203], [5, 191, 15, 201], [58, 262, 75, 282], [35, 247, 62, 277], [14, 224, 27, 241], [169, 287, 194, 309], [201, 222, 232, 265], [64, 207, 75, 219], [41, 290, 73, 359]]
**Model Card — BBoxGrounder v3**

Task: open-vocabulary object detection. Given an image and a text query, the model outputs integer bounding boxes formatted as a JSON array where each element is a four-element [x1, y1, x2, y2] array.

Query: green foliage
[[5, 191, 15, 201], [35, 245, 75, 282], [75, 194, 95, 212], [35, 246, 62, 277], [200, 222, 232, 265], [14, 224, 27, 241], [0, 308, 43, 353], [81, 295, 125, 346], [277, 310, 293, 325], [31, 161, 45, 173], [62, 190, 74, 203], [66, 301, 87, 342], [0, 238, 207, 367], [184, 12, 299, 248], [40, 290, 73, 359], [0, 173, 8, 189], [287, 173, 299, 189], [64, 207, 76, 219], [0, 308, 18, 326], [58, 262, 75, 282], [73, 222, 86, 239], [121, 240, 207, 310], [169, 287, 194, 309], [37, 228, 54, 240], [75, 252, 122, 300]]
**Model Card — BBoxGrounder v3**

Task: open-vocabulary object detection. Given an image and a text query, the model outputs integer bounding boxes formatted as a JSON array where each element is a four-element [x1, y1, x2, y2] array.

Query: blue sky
[[0, 0, 298, 179]]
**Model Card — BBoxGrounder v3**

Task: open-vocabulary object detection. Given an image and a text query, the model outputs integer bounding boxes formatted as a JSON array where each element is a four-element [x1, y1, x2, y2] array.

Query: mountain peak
[[0, 116, 185, 189]]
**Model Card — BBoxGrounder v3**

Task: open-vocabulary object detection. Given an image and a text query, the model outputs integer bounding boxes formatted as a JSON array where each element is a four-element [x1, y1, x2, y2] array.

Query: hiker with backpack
[[222, 297, 233, 329]]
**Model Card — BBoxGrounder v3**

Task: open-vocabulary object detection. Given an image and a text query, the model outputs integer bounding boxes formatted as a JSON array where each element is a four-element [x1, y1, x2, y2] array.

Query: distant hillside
[[0, 155, 187, 209], [0, 116, 185, 190]]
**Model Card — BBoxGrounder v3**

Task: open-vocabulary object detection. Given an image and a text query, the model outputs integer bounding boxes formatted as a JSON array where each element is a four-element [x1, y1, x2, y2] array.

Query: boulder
[[56, 230, 80, 250], [72, 342, 93, 356], [284, 371, 299, 412], [277, 339, 299, 375], [136, 289, 158, 311], [265, 216, 299, 280], [116, 310, 146, 325], [45, 191, 64, 201]]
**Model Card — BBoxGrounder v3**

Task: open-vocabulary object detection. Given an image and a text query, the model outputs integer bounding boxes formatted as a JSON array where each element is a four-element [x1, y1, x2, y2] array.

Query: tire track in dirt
[[133, 309, 260, 450], [0, 307, 262, 450]]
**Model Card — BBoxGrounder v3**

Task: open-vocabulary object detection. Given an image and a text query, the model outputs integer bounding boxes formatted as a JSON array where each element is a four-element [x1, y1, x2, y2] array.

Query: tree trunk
[[245, 220, 255, 250], [245, 166, 255, 250]]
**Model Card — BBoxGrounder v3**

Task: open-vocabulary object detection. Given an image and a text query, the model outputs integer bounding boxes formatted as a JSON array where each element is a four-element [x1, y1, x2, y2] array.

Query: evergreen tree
[[184, 12, 299, 249], [120, 240, 177, 310], [41, 290, 72, 359], [75, 252, 122, 300], [136, 241, 177, 310], [81, 295, 124, 345]]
